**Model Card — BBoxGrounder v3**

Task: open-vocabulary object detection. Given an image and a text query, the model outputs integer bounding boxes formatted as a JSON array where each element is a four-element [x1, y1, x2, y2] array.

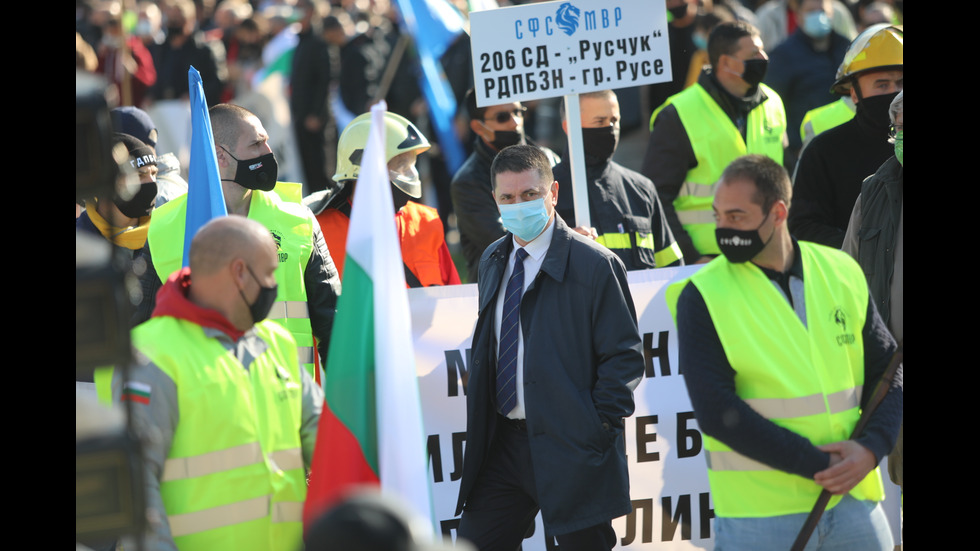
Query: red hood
[[151, 267, 245, 341]]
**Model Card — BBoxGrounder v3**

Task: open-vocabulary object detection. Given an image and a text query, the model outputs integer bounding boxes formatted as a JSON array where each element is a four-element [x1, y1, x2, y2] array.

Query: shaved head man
[[188, 216, 280, 331], [112, 213, 324, 551]]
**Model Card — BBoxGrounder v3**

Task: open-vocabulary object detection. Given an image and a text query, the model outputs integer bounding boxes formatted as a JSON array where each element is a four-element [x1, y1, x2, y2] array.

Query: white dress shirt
[[493, 217, 555, 419]]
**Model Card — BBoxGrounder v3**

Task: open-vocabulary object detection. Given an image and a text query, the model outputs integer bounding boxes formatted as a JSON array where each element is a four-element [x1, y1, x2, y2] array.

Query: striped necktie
[[496, 247, 528, 416]]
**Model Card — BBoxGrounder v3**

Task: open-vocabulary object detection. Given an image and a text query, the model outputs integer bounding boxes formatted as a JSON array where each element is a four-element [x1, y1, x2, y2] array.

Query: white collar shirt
[[493, 217, 555, 419]]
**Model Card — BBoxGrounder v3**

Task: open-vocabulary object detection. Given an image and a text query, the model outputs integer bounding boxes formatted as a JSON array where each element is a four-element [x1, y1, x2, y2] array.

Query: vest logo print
[[763, 120, 782, 143], [832, 307, 856, 345], [270, 230, 288, 263]]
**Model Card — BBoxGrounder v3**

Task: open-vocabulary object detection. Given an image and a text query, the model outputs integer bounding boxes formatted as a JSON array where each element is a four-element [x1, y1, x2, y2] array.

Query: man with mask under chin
[[666, 154, 902, 551], [143, 103, 341, 384], [451, 88, 561, 282], [554, 90, 683, 271], [788, 23, 902, 248], [642, 21, 787, 266]]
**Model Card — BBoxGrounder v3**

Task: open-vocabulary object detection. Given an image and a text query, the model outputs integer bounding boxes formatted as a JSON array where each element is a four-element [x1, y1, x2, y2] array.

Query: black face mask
[[856, 91, 899, 132], [490, 129, 525, 151], [221, 146, 279, 192], [668, 4, 689, 20], [715, 210, 775, 263], [239, 264, 278, 324], [739, 59, 769, 88], [113, 181, 158, 219], [392, 184, 413, 213], [165, 25, 185, 40], [582, 126, 619, 164]]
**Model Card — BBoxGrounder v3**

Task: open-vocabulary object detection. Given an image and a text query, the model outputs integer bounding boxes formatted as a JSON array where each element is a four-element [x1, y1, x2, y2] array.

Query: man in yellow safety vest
[[111, 215, 322, 551], [667, 154, 901, 550]]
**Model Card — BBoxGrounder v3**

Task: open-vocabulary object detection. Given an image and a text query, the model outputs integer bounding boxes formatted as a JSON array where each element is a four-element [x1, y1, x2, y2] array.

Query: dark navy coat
[[455, 215, 645, 535]]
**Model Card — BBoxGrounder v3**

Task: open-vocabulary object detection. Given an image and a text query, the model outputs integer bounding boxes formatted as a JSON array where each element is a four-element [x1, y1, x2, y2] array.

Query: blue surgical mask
[[692, 32, 708, 51], [499, 198, 550, 243], [801, 11, 832, 39]]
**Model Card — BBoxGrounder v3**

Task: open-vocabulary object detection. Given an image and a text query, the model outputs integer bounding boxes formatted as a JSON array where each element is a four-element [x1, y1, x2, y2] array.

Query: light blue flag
[[182, 66, 227, 268], [393, 0, 467, 174]]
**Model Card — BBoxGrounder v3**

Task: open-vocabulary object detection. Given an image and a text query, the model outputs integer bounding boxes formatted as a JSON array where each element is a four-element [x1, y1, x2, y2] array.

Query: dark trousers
[[457, 416, 617, 551], [294, 124, 336, 196]]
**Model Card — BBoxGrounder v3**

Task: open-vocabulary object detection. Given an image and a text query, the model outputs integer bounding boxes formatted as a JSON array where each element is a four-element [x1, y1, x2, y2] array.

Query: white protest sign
[[412, 266, 714, 549], [469, 0, 672, 106]]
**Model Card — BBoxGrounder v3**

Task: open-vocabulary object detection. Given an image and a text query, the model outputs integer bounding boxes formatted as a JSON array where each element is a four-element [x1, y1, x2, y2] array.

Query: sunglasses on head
[[485, 106, 527, 124]]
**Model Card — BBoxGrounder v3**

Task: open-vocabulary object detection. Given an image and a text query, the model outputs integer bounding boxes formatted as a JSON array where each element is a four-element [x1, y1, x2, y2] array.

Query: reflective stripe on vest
[[268, 301, 309, 320], [596, 231, 683, 269], [743, 387, 861, 420], [164, 442, 264, 481], [147, 190, 318, 378], [666, 243, 883, 517], [800, 97, 856, 144], [268, 448, 304, 472], [596, 232, 647, 250], [656, 83, 786, 255], [162, 444, 303, 481], [267, 301, 315, 365], [708, 386, 863, 473], [168, 495, 305, 538]]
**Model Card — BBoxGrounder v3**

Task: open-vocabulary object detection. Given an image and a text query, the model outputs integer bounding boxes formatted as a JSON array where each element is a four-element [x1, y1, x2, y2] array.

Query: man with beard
[[668, 154, 901, 551], [451, 88, 560, 282], [554, 90, 683, 270], [787, 24, 902, 248]]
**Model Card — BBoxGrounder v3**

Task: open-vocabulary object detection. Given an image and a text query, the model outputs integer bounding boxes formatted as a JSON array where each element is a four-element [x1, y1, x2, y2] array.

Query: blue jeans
[[714, 495, 894, 551]]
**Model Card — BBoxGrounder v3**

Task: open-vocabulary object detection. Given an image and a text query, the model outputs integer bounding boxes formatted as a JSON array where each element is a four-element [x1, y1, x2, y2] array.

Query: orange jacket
[[317, 200, 461, 288]]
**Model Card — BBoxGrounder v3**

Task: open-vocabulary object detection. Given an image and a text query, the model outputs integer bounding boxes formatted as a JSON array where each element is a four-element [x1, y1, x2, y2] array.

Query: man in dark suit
[[455, 145, 645, 551]]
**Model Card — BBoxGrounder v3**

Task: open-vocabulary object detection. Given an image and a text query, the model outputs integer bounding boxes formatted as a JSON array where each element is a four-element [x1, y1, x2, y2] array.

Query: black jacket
[[555, 158, 681, 270], [788, 101, 895, 247]]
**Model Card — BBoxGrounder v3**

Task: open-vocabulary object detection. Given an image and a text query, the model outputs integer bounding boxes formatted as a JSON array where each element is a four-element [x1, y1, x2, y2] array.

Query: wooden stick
[[789, 340, 903, 551]]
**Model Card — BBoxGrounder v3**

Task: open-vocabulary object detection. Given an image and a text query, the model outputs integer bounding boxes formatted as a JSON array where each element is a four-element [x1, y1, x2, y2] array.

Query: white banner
[[409, 265, 901, 549], [469, 0, 673, 106]]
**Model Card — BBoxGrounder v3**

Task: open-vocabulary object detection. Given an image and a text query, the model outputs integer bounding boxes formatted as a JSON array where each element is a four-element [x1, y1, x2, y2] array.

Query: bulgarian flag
[[302, 101, 434, 533]]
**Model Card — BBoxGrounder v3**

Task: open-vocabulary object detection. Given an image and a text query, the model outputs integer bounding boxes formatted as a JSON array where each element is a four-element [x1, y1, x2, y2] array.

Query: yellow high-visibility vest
[[132, 316, 307, 549], [147, 188, 317, 378], [667, 243, 884, 517], [651, 84, 786, 256]]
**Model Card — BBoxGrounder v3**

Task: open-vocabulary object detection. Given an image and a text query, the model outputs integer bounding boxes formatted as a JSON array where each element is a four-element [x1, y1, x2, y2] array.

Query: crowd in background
[[76, 0, 904, 282]]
